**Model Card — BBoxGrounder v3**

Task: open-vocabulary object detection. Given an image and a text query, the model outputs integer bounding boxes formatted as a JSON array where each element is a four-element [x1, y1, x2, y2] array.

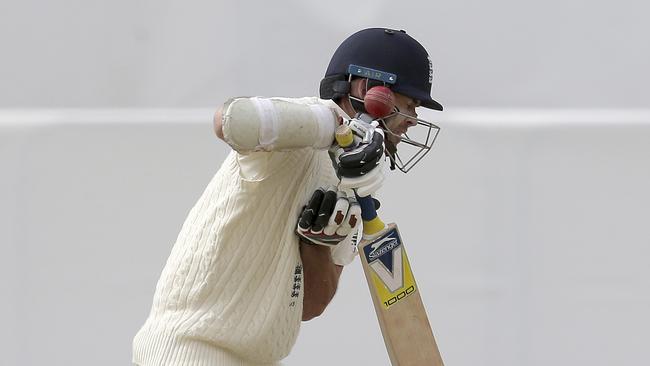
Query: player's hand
[[296, 186, 361, 246], [330, 118, 386, 197]]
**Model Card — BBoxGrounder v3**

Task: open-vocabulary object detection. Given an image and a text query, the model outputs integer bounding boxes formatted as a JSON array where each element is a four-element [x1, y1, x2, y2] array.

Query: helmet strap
[[376, 118, 398, 171], [349, 97, 366, 115], [385, 142, 397, 171]]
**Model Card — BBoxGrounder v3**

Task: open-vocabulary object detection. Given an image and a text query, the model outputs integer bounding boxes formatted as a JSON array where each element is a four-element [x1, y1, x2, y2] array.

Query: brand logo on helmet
[[427, 56, 433, 84]]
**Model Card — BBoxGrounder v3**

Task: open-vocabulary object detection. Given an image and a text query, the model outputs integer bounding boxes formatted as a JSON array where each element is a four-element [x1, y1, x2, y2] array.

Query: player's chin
[[388, 135, 403, 145]]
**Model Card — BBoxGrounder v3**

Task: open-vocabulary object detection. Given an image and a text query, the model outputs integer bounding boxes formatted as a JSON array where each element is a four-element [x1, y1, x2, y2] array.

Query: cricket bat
[[336, 125, 444, 366]]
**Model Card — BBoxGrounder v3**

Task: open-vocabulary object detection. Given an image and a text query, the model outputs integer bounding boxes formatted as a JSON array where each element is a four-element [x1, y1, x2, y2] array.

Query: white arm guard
[[221, 96, 339, 152]]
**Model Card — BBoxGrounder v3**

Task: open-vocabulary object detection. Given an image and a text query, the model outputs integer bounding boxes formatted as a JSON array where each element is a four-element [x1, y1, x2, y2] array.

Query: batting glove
[[329, 118, 387, 197], [296, 186, 361, 247]]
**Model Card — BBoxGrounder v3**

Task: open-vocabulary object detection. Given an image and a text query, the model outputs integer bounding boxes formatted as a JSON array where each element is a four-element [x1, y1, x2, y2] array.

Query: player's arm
[[213, 97, 341, 152], [296, 187, 361, 320], [213, 105, 226, 140], [299, 241, 343, 321]]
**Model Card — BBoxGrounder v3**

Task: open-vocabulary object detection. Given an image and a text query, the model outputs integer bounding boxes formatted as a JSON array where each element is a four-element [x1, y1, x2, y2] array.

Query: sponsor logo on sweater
[[289, 264, 303, 308]]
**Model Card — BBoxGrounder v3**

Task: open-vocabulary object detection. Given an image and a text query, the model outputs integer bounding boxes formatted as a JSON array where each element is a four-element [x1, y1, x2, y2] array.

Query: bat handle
[[356, 194, 386, 237]]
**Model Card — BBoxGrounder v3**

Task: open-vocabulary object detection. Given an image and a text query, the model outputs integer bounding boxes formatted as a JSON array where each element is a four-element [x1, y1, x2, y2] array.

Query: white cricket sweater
[[133, 99, 341, 365]]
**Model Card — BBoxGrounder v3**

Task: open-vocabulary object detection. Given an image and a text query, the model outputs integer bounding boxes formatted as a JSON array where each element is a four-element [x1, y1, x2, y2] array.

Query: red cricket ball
[[364, 86, 395, 118]]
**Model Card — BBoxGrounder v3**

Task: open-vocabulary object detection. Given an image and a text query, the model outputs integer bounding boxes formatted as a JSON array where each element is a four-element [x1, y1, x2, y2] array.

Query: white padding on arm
[[251, 97, 279, 147], [309, 104, 338, 149], [221, 97, 338, 152]]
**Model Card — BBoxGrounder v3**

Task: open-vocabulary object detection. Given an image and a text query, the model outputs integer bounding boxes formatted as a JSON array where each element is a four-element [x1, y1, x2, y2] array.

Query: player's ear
[[350, 78, 368, 99]]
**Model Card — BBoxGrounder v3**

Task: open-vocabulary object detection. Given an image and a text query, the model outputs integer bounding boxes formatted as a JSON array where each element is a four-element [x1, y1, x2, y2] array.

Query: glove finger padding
[[337, 152, 382, 177], [296, 187, 361, 246], [336, 195, 361, 237], [323, 191, 349, 236], [298, 188, 325, 231], [312, 188, 337, 232], [338, 131, 384, 175]]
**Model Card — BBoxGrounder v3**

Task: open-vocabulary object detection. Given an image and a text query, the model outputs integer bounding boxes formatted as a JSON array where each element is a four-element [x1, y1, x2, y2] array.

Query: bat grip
[[356, 194, 386, 236]]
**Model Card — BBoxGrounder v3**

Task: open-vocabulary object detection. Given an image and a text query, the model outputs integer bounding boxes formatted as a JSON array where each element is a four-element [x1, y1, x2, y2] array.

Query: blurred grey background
[[2, 0, 649, 109], [1, 1, 650, 366]]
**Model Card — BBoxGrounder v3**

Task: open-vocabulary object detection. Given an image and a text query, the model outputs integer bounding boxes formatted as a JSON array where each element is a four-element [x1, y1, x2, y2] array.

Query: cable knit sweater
[[133, 99, 340, 365]]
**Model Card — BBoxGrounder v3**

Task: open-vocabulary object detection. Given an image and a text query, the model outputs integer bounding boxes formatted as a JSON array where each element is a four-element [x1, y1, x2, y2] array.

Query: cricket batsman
[[133, 27, 443, 365]]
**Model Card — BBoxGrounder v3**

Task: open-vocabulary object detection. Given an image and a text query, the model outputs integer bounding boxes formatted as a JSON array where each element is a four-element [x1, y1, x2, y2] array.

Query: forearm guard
[[221, 97, 339, 152]]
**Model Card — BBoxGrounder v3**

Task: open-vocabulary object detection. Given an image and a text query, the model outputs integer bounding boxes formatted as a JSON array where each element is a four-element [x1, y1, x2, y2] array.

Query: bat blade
[[358, 223, 444, 366]]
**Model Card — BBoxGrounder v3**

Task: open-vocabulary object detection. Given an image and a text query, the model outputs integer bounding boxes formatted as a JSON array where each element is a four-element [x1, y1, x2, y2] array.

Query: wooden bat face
[[360, 226, 418, 309], [359, 224, 444, 366]]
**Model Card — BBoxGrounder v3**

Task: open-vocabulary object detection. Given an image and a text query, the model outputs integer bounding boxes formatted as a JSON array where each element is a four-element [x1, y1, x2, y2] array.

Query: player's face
[[382, 93, 420, 145]]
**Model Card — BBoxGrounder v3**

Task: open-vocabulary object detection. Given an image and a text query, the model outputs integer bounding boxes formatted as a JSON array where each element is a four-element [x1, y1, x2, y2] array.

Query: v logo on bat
[[362, 228, 417, 309]]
